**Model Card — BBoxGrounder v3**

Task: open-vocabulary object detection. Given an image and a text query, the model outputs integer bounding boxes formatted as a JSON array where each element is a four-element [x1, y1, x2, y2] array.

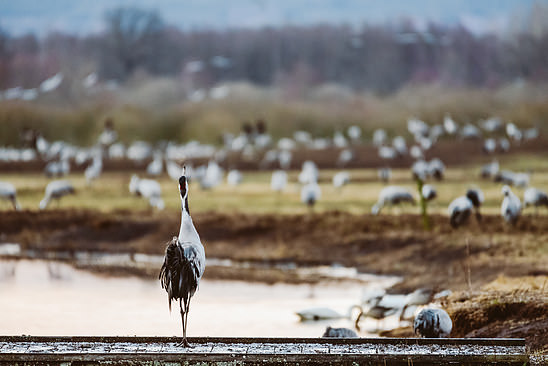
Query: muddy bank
[[1, 209, 547, 289], [0, 208, 547, 350]]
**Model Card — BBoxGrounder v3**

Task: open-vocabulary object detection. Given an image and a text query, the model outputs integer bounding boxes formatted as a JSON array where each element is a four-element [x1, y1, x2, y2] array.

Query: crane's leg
[[399, 304, 408, 322], [178, 297, 192, 347], [178, 298, 189, 347], [354, 309, 363, 332], [184, 300, 191, 346]]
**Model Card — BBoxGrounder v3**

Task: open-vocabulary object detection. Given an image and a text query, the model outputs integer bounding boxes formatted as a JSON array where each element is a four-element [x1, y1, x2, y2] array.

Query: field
[[0, 151, 547, 352]]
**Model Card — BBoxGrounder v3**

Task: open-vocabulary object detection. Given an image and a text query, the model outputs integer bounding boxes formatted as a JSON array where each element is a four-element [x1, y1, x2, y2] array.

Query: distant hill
[[0, 0, 545, 36]]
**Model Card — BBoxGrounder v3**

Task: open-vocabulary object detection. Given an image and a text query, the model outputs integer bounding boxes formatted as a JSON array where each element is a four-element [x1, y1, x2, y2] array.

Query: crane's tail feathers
[[159, 237, 200, 312]]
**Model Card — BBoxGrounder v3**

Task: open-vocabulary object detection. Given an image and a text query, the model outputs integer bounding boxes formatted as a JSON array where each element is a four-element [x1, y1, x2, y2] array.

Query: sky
[[0, 0, 545, 36]]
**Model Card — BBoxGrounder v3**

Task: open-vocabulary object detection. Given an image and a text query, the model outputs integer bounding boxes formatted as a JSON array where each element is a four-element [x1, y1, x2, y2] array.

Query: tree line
[[0, 6, 547, 94]]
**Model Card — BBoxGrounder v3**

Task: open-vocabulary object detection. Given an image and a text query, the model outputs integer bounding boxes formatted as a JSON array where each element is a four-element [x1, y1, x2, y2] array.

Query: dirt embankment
[[1, 209, 547, 288], [0, 208, 547, 350]]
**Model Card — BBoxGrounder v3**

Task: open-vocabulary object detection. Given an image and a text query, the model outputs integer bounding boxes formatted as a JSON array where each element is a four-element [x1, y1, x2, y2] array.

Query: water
[[0, 259, 401, 338]]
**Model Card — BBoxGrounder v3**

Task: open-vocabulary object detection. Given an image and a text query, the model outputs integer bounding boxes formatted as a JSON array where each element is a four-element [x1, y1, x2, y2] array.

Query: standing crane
[[159, 168, 206, 347]]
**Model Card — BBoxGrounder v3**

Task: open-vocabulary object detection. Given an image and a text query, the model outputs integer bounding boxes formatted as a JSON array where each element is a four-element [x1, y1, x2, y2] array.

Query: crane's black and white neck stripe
[[179, 175, 191, 216]]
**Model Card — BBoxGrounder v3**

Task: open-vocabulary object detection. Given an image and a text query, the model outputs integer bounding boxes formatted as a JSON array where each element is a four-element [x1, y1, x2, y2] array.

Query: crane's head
[[465, 189, 483, 208], [179, 169, 188, 199]]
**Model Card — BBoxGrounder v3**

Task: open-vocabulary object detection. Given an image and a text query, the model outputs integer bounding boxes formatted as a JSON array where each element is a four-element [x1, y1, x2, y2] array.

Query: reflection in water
[[0, 260, 399, 337]]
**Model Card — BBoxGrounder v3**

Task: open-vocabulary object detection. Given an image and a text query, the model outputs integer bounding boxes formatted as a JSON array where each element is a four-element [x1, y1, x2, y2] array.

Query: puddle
[[0, 259, 401, 338]]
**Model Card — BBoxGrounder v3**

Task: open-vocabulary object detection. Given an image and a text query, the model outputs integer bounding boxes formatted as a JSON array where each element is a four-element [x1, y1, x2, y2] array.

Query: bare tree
[[101, 7, 167, 79]]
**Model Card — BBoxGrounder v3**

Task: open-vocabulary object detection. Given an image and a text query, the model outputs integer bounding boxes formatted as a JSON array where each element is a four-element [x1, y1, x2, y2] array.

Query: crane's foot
[[177, 338, 193, 348]]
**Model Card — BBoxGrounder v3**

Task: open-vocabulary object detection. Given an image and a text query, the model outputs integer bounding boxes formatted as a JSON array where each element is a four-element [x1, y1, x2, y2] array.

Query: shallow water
[[0, 259, 401, 338]]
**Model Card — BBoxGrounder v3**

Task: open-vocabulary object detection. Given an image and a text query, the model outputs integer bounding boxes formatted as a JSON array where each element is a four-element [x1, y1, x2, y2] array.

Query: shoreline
[[0, 209, 546, 351]]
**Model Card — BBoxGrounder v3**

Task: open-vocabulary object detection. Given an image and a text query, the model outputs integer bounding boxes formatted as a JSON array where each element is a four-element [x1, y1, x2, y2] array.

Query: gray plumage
[[448, 188, 483, 228], [421, 184, 437, 201], [523, 187, 548, 209], [322, 326, 358, 338], [414, 308, 452, 338], [39, 180, 75, 210], [501, 185, 521, 225], [372, 186, 415, 215], [0, 181, 20, 210]]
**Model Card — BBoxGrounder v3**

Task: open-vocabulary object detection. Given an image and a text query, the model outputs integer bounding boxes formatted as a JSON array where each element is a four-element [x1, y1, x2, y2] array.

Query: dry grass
[[1, 81, 547, 146], [2, 154, 547, 216]]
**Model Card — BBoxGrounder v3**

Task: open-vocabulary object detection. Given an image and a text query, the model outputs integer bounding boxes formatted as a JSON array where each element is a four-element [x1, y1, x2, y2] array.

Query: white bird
[[506, 122, 522, 142], [39, 72, 63, 93], [448, 188, 483, 228], [498, 138, 510, 153], [322, 326, 358, 338], [347, 125, 362, 143], [428, 124, 444, 141], [0, 181, 20, 210], [129, 175, 165, 210], [166, 160, 184, 181], [443, 114, 458, 135], [159, 169, 205, 347], [301, 182, 321, 208], [428, 158, 445, 180], [39, 180, 75, 210], [411, 160, 430, 181], [147, 151, 164, 176], [523, 127, 539, 140], [127, 141, 152, 162], [332, 171, 350, 188], [523, 187, 548, 211], [421, 184, 437, 201], [483, 138, 496, 154], [227, 169, 243, 186], [293, 130, 312, 145], [278, 149, 292, 170], [410, 145, 424, 160], [355, 294, 400, 331], [495, 170, 530, 188], [494, 170, 516, 185], [296, 307, 345, 321], [84, 150, 103, 185], [98, 118, 117, 148], [399, 288, 433, 321], [480, 117, 502, 132], [337, 148, 353, 167], [199, 161, 224, 189], [501, 185, 521, 225], [333, 131, 348, 148], [407, 118, 429, 137], [512, 172, 530, 188], [378, 167, 391, 183], [414, 308, 452, 338], [44, 157, 70, 177], [298, 161, 319, 185], [372, 129, 387, 147], [372, 186, 415, 215], [108, 142, 126, 159], [460, 124, 481, 139], [378, 146, 397, 160], [480, 160, 499, 179], [271, 170, 287, 192], [392, 136, 407, 156]]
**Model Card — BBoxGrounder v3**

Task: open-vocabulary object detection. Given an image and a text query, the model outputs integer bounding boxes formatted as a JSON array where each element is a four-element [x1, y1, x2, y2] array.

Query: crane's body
[[0, 182, 20, 210], [159, 170, 205, 347]]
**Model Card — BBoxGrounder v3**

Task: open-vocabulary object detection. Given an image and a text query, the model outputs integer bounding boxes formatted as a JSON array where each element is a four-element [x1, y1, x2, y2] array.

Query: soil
[[0, 208, 547, 351]]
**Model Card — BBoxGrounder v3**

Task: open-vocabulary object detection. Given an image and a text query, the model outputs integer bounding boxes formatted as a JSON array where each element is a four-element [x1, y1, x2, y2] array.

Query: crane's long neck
[[178, 193, 200, 244]]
